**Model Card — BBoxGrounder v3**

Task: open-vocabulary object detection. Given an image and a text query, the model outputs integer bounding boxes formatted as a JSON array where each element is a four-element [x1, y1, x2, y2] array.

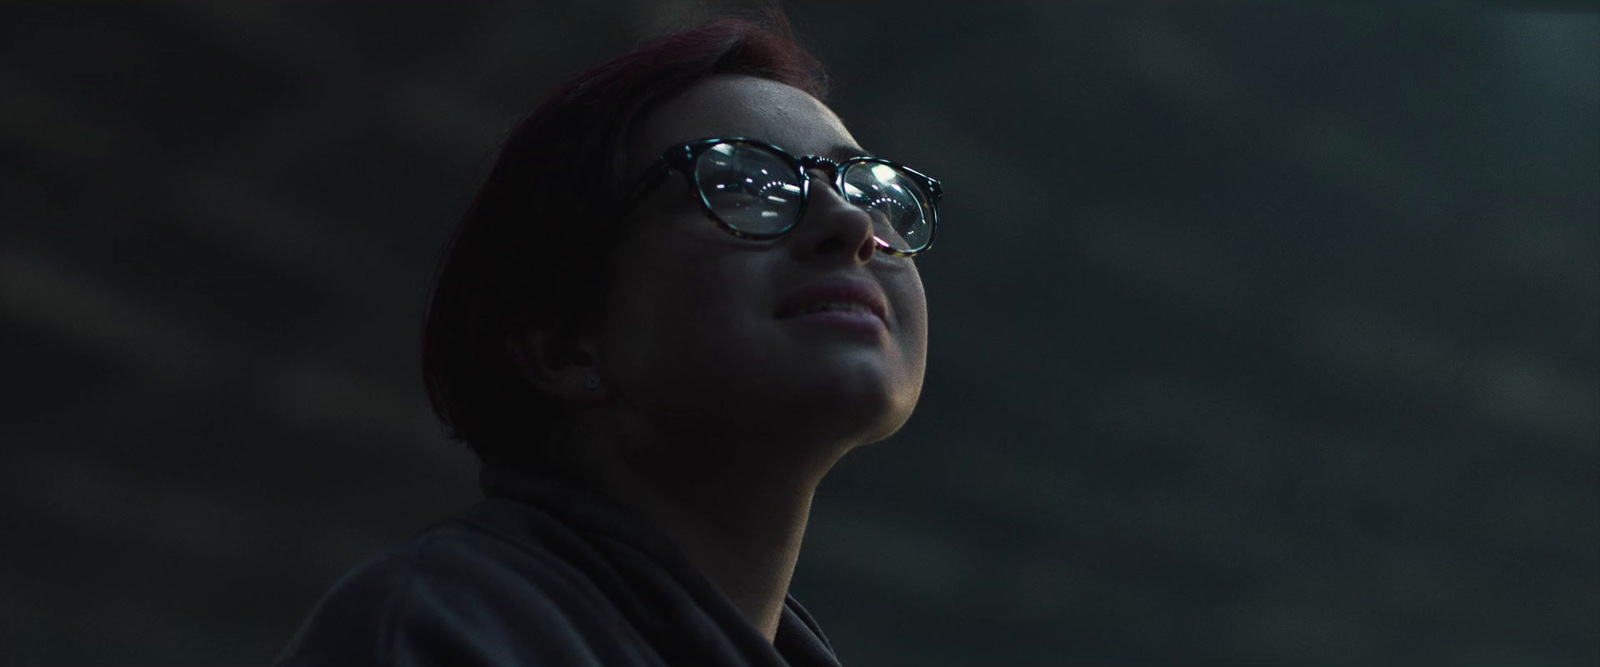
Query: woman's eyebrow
[[828, 144, 874, 161]]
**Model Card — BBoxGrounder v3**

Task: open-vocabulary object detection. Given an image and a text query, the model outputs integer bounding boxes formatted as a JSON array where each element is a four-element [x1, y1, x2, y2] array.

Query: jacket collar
[[478, 460, 688, 562], [475, 461, 841, 666]]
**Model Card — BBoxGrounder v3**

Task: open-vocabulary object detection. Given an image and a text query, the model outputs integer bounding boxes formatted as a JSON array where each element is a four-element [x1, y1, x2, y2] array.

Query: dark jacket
[[274, 463, 842, 667]]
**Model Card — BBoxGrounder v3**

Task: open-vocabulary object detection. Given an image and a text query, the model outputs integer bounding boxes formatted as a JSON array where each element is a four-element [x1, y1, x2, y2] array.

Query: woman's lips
[[775, 278, 890, 328], [780, 306, 888, 337]]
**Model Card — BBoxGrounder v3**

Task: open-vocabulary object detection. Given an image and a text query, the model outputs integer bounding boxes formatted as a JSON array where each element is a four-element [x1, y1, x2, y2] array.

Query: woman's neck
[[569, 425, 841, 641]]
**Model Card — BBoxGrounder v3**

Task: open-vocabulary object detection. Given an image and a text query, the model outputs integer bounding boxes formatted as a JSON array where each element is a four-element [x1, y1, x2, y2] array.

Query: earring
[[582, 372, 602, 392]]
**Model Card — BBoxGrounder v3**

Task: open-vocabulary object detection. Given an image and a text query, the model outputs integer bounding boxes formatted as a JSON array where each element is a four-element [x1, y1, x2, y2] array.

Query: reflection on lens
[[842, 161, 930, 252], [695, 142, 802, 235]]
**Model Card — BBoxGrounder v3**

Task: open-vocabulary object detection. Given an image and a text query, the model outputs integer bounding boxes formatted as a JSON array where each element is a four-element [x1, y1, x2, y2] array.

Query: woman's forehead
[[631, 75, 862, 167]]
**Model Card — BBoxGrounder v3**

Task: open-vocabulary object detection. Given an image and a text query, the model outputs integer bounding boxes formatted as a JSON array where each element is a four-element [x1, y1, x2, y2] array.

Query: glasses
[[619, 137, 942, 256]]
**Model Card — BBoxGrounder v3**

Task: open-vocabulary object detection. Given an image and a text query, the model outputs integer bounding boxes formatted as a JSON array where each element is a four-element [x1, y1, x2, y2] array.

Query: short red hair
[[421, 3, 829, 469]]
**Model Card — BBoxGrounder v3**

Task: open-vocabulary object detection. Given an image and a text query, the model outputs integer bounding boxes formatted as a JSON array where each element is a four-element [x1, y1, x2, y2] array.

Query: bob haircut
[[421, 4, 830, 470]]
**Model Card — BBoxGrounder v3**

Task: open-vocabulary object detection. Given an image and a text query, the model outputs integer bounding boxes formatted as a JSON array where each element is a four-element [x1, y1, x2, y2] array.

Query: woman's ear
[[505, 325, 606, 403]]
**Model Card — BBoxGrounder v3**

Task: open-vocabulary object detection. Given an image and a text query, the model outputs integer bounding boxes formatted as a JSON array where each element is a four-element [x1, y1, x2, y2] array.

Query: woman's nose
[[790, 166, 877, 264]]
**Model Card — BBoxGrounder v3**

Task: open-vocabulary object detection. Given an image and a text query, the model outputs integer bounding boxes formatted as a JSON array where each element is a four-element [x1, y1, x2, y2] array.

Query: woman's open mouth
[[778, 301, 887, 337]]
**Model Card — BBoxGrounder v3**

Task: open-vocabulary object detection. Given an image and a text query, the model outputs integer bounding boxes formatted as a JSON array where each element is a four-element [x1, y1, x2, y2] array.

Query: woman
[[277, 6, 939, 666]]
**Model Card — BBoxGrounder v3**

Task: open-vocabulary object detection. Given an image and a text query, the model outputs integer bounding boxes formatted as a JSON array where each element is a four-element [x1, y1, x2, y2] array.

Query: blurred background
[[2, 1, 1596, 665]]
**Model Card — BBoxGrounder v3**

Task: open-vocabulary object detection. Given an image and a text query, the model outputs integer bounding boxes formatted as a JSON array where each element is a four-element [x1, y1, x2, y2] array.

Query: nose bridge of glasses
[[797, 155, 854, 205], [798, 155, 841, 181]]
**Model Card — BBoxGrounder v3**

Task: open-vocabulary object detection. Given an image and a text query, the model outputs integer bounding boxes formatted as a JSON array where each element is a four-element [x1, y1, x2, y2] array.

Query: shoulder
[[274, 501, 655, 667]]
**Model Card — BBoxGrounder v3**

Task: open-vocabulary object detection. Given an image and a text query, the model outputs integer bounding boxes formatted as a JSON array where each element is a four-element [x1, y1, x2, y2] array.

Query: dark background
[[2, 1, 1596, 665]]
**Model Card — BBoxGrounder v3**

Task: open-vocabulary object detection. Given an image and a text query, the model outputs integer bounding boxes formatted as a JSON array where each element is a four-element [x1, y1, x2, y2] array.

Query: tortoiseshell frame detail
[[618, 137, 942, 256]]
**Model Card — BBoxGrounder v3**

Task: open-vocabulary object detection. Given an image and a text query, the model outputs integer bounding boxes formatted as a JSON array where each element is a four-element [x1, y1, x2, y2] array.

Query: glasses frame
[[618, 137, 942, 256]]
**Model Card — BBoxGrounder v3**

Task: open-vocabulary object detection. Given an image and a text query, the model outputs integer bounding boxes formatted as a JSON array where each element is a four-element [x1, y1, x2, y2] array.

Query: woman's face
[[593, 74, 928, 452]]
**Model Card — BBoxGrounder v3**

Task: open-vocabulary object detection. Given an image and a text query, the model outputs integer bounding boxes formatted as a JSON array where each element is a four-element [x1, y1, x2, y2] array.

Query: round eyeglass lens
[[694, 142, 803, 235], [841, 161, 932, 252]]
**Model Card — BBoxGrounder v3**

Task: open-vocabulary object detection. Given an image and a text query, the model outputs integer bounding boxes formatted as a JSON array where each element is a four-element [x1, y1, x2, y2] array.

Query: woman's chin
[[774, 350, 923, 444], [781, 379, 921, 449]]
